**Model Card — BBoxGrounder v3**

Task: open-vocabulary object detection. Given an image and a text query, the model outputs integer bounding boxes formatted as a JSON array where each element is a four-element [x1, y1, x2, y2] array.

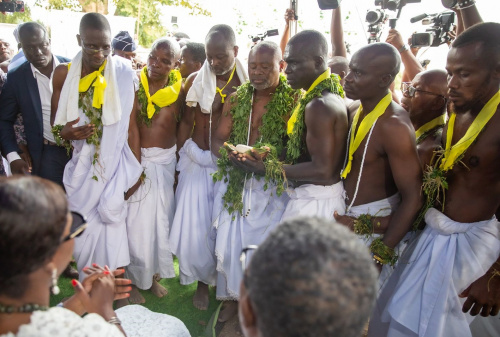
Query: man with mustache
[[170, 24, 248, 311], [369, 22, 500, 337]]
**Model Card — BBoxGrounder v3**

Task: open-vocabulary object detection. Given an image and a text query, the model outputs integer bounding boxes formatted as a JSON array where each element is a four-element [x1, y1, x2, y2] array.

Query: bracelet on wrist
[[370, 238, 398, 266], [107, 316, 122, 325], [398, 44, 410, 53], [458, 0, 476, 9]]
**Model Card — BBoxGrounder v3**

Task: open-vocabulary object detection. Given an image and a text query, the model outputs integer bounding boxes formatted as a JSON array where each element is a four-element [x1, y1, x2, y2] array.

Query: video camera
[[317, 0, 342, 10], [410, 11, 455, 47], [366, 0, 421, 44], [0, 1, 24, 12], [249, 29, 279, 43]]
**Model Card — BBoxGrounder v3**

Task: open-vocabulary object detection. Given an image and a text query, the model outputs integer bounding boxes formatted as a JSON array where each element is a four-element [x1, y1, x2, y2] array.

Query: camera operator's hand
[[408, 35, 420, 57], [284, 8, 295, 25], [386, 29, 405, 51]]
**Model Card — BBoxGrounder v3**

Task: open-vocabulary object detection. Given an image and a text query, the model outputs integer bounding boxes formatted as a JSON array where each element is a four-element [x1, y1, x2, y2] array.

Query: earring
[[50, 269, 60, 295]]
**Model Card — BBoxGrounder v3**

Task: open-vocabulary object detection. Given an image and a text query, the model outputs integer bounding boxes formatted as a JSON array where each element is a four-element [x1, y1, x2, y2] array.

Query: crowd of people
[[0, 1, 499, 336]]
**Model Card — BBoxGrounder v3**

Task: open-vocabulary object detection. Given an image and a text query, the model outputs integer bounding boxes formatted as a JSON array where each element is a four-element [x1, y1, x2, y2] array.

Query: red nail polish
[[103, 271, 110, 275], [71, 279, 78, 287], [92, 263, 98, 267], [82, 266, 88, 271]]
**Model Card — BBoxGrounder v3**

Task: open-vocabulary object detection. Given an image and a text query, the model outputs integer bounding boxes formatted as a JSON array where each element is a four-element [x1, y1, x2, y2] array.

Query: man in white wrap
[[333, 43, 422, 282], [124, 38, 183, 304], [210, 41, 296, 324], [368, 23, 500, 337], [51, 13, 142, 279], [250, 30, 348, 222], [171, 24, 248, 310]]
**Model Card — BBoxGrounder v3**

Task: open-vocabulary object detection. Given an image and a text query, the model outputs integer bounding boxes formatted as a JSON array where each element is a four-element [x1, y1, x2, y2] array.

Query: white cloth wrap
[[185, 58, 248, 114], [368, 208, 500, 337], [348, 193, 415, 286], [64, 57, 142, 278], [116, 304, 191, 337], [54, 52, 123, 126], [125, 146, 177, 289], [280, 181, 346, 221], [169, 139, 218, 286], [214, 177, 289, 300]]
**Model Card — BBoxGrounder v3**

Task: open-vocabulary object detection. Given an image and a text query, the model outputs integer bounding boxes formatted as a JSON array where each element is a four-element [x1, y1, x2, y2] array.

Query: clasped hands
[[226, 146, 269, 175]]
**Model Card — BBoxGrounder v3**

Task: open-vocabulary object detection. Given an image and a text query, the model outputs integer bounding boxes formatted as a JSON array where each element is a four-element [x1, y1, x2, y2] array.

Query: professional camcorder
[[410, 11, 455, 47], [249, 29, 279, 43], [317, 0, 342, 10], [366, 0, 421, 44], [0, 1, 24, 12]]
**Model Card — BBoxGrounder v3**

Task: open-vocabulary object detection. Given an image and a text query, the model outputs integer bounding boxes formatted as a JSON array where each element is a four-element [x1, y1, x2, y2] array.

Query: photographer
[[386, 28, 424, 82]]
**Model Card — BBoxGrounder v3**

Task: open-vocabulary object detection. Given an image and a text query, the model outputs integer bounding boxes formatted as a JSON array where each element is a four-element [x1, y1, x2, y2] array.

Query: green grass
[[50, 259, 221, 337]]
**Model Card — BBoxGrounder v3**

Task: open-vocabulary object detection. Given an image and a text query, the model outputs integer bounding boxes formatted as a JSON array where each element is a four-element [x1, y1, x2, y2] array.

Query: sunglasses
[[401, 82, 446, 100], [240, 245, 259, 271], [62, 211, 87, 242]]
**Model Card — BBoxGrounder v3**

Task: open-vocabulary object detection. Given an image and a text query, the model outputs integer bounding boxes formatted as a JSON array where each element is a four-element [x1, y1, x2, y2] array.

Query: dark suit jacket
[[0, 55, 70, 175]]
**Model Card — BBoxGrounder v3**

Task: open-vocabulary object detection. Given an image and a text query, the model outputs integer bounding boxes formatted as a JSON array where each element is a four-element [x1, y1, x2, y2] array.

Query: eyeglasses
[[80, 38, 111, 56], [401, 82, 446, 99], [62, 211, 87, 242], [240, 245, 259, 271]]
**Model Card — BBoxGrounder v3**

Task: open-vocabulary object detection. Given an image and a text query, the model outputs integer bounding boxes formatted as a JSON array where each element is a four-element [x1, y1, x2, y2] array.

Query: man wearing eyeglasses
[[0, 22, 71, 182], [50, 13, 143, 281], [400, 69, 448, 169]]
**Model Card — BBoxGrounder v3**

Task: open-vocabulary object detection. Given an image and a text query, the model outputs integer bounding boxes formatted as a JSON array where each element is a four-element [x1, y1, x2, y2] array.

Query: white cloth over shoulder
[[54, 52, 122, 126], [0, 307, 123, 337], [126, 146, 177, 289], [214, 177, 289, 300], [116, 304, 191, 337], [368, 208, 500, 337], [281, 181, 345, 221], [185, 58, 248, 114], [64, 57, 142, 277], [169, 139, 218, 286]]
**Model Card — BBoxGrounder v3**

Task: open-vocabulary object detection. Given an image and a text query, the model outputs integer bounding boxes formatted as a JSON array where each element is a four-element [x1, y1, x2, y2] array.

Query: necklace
[[415, 114, 446, 145], [0, 303, 48, 314], [215, 65, 236, 103]]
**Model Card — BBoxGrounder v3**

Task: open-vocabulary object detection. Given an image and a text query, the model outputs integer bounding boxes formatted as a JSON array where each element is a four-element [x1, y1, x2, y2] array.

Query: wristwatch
[[399, 44, 410, 53]]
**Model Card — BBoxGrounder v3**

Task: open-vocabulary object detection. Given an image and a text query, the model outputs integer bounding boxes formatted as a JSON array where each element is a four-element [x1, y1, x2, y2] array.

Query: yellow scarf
[[140, 67, 182, 119], [341, 92, 392, 179], [75, 60, 107, 109], [415, 114, 447, 140], [287, 69, 331, 135], [440, 90, 500, 171], [216, 65, 236, 103]]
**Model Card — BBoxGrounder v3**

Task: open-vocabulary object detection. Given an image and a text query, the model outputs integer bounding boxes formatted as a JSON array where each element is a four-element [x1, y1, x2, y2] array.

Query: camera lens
[[441, 0, 457, 8], [366, 10, 382, 24]]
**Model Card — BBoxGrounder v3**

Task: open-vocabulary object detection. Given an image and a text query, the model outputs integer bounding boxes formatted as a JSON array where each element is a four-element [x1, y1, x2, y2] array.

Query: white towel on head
[[54, 52, 122, 126], [185, 57, 248, 114]]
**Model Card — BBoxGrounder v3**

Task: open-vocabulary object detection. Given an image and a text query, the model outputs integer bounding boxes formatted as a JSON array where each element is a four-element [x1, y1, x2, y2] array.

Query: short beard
[[212, 61, 235, 76], [451, 75, 493, 114]]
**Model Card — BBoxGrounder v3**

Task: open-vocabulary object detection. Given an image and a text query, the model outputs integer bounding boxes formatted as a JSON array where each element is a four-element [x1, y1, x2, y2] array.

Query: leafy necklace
[[213, 74, 300, 215], [286, 70, 344, 164], [415, 114, 446, 145], [137, 69, 181, 127]]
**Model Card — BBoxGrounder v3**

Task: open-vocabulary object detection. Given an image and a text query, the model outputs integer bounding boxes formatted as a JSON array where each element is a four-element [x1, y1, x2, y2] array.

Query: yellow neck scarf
[[440, 90, 500, 171], [77, 60, 107, 109], [415, 114, 447, 140], [341, 92, 392, 179], [140, 67, 182, 119], [216, 65, 236, 103], [287, 69, 331, 135]]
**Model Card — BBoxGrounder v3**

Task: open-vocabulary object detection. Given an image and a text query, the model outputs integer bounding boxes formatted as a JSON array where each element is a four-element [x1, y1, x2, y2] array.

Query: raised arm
[[380, 113, 423, 249], [280, 9, 295, 57], [459, 2, 483, 30], [386, 29, 423, 82], [331, 6, 347, 58], [211, 93, 235, 158]]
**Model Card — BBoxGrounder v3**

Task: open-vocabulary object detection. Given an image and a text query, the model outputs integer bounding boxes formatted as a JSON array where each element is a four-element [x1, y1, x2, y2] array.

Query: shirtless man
[[368, 22, 500, 337], [238, 30, 347, 222], [334, 43, 422, 279], [211, 41, 297, 323], [125, 38, 183, 304], [170, 24, 247, 310], [401, 69, 448, 168]]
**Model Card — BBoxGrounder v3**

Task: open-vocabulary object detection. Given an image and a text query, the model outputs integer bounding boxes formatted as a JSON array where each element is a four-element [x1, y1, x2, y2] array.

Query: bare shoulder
[[184, 71, 199, 93], [306, 90, 347, 120], [379, 102, 415, 146], [52, 63, 69, 88]]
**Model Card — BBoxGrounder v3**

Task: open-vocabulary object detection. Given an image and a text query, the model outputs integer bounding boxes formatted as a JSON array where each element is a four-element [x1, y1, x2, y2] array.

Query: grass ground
[[50, 258, 221, 337]]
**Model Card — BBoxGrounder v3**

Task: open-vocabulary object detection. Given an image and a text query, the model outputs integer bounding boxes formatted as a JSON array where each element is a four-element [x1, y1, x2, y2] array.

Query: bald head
[[287, 30, 328, 64], [79, 13, 111, 35], [250, 41, 282, 62], [152, 38, 181, 61], [206, 24, 236, 48], [356, 43, 401, 77], [416, 69, 448, 97]]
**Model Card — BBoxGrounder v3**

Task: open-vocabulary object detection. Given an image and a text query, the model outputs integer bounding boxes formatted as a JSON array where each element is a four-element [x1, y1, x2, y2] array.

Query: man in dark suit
[[0, 22, 71, 185]]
